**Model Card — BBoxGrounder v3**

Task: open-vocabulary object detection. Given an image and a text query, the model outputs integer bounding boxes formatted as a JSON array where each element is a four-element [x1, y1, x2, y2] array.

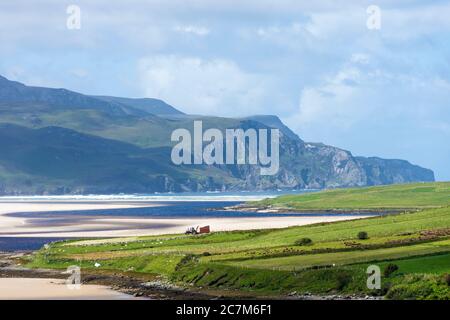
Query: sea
[[0, 190, 377, 251]]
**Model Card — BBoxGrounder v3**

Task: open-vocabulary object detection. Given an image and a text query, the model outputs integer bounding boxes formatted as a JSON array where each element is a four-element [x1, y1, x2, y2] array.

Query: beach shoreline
[[0, 252, 238, 300], [0, 277, 138, 300], [223, 203, 405, 214], [0, 199, 377, 300], [0, 200, 372, 238]]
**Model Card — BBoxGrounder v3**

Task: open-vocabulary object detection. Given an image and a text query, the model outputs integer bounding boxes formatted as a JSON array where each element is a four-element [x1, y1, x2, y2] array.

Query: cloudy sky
[[1, 0, 449, 180]]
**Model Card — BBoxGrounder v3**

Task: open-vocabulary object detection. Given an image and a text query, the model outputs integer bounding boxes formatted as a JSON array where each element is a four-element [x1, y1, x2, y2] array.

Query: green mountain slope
[[0, 123, 244, 194], [93, 95, 185, 116]]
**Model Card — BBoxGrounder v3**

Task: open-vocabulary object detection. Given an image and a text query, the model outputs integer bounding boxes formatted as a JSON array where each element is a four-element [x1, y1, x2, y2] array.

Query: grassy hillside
[[27, 184, 450, 299], [0, 107, 243, 149], [0, 123, 244, 194], [252, 182, 450, 211]]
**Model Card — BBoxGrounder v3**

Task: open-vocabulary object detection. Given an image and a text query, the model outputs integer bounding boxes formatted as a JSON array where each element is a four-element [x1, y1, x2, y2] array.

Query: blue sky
[[1, 0, 449, 180]]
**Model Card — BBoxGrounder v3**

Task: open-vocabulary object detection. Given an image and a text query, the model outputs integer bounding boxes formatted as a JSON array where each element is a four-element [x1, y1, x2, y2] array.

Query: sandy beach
[[0, 278, 137, 300], [0, 200, 371, 238]]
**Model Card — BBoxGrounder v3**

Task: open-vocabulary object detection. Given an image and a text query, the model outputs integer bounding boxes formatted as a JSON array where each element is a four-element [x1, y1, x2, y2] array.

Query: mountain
[[355, 157, 435, 185], [243, 115, 299, 140], [93, 96, 185, 116], [0, 75, 150, 117], [0, 75, 435, 194], [0, 123, 242, 194], [0, 123, 200, 194]]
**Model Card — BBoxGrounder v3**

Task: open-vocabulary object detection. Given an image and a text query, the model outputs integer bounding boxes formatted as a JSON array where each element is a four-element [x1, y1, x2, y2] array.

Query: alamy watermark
[[65, 265, 81, 290], [171, 121, 280, 175], [366, 5, 381, 30], [366, 265, 381, 290], [66, 5, 81, 30]]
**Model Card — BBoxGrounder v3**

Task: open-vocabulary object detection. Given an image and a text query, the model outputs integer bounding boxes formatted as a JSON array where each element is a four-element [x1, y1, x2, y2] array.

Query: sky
[[0, 0, 449, 180]]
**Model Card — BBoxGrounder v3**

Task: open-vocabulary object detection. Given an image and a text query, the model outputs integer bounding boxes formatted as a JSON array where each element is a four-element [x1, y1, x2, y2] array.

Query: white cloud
[[283, 53, 450, 179], [137, 55, 280, 116], [350, 53, 370, 65], [289, 64, 370, 131], [304, 9, 364, 40], [250, 22, 317, 51], [69, 68, 89, 78], [174, 25, 210, 36], [256, 23, 304, 38]]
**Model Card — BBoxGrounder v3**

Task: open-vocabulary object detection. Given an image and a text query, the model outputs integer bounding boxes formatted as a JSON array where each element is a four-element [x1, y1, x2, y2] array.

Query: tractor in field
[[185, 226, 199, 235], [185, 225, 210, 235]]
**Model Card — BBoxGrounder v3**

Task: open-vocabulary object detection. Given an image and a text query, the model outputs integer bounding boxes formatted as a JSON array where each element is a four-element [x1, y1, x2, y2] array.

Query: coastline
[[0, 278, 137, 300], [0, 252, 381, 300], [0, 200, 373, 238], [0, 253, 210, 300], [224, 203, 409, 214], [0, 199, 374, 299]]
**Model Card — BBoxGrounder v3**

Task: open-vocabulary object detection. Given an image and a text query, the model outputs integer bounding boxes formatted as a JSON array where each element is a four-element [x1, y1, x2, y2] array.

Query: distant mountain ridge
[[93, 95, 185, 116], [0, 75, 434, 195], [242, 115, 300, 140], [0, 75, 146, 116], [0, 75, 183, 117]]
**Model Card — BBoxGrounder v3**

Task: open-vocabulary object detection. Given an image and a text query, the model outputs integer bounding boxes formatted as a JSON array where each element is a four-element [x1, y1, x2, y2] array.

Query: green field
[[27, 182, 450, 299], [225, 240, 450, 270], [252, 182, 450, 210], [375, 254, 450, 274]]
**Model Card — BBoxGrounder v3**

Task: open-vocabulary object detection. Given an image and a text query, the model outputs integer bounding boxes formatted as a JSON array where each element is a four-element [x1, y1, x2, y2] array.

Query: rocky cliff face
[[169, 126, 434, 192], [355, 157, 435, 186]]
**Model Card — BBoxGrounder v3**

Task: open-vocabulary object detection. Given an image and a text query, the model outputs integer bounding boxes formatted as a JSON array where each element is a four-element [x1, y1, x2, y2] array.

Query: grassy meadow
[[27, 182, 450, 299], [252, 182, 450, 210]]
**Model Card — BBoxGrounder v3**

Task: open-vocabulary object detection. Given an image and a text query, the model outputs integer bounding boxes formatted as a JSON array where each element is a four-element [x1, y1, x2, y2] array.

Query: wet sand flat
[[0, 278, 138, 300]]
